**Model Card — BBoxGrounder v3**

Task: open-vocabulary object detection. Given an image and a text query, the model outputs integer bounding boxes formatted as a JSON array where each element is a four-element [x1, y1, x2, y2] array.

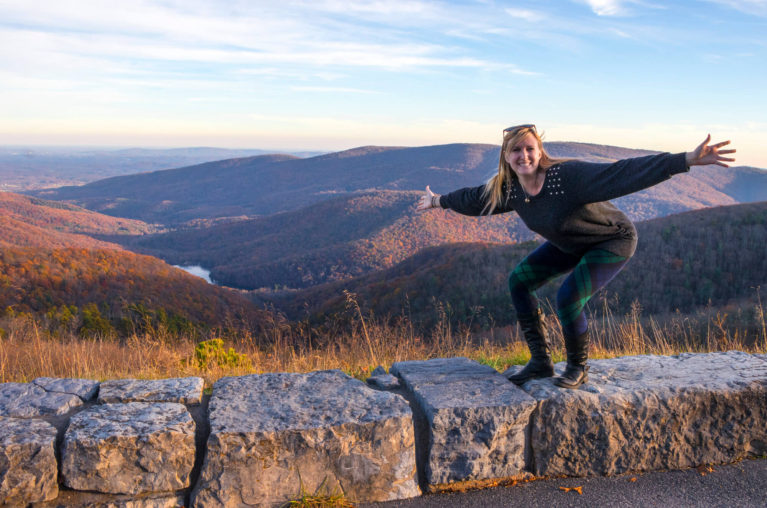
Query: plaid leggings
[[508, 242, 630, 338]]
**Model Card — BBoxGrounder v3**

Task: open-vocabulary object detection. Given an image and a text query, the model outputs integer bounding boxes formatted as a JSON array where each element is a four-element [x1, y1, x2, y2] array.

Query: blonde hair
[[482, 126, 565, 214]]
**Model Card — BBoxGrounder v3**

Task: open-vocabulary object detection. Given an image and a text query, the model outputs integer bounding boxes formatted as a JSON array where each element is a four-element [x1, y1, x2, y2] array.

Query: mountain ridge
[[31, 141, 765, 226]]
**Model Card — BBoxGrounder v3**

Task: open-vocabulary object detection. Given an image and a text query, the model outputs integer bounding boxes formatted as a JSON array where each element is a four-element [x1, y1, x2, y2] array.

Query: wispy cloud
[[577, 0, 669, 16], [289, 86, 382, 94], [704, 0, 767, 16], [608, 27, 632, 38], [293, 0, 436, 16], [0, 2, 543, 76], [504, 8, 546, 22], [581, 0, 627, 16]]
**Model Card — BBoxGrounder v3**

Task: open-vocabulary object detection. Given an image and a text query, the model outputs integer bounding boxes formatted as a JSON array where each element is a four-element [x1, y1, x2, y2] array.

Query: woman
[[417, 125, 734, 389]]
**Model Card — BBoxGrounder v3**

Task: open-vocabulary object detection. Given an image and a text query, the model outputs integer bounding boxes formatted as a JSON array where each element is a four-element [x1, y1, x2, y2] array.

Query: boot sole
[[553, 373, 589, 389], [507, 370, 555, 386]]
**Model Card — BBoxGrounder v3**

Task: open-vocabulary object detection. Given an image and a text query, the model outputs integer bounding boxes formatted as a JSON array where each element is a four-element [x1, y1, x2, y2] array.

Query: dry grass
[[1, 294, 765, 387]]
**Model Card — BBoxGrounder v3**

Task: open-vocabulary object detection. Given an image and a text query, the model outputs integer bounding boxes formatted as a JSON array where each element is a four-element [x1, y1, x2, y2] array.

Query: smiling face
[[504, 132, 542, 178]]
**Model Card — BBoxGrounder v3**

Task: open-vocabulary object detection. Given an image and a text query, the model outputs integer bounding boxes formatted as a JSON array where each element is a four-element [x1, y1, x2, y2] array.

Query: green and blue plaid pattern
[[509, 242, 629, 337]]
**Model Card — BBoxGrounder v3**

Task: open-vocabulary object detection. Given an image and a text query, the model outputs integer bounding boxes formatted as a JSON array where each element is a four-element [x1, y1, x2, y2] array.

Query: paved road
[[362, 458, 767, 508]]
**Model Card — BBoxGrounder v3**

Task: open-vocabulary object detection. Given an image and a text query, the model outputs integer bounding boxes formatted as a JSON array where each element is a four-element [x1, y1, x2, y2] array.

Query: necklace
[[519, 172, 542, 203], [521, 184, 531, 203]]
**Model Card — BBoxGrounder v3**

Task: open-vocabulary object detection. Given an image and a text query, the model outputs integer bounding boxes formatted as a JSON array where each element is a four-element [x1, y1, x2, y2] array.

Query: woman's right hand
[[417, 185, 440, 212]]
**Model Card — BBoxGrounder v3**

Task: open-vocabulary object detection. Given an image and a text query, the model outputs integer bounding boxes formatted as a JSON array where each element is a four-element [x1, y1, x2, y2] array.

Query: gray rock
[[391, 357, 537, 487], [36, 491, 187, 508], [62, 402, 196, 495], [191, 370, 419, 507], [526, 351, 767, 477], [0, 417, 59, 505], [371, 365, 387, 376], [98, 377, 204, 404], [367, 373, 400, 390], [81, 494, 187, 508], [501, 364, 524, 380], [97, 494, 186, 508], [0, 382, 82, 418], [33, 377, 100, 401]]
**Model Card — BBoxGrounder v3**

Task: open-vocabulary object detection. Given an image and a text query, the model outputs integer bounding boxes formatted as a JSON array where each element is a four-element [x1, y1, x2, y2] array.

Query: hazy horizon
[[2, 140, 766, 171]]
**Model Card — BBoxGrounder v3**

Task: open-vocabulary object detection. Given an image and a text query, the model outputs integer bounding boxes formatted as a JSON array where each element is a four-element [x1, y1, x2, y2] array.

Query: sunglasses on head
[[503, 124, 537, 134]]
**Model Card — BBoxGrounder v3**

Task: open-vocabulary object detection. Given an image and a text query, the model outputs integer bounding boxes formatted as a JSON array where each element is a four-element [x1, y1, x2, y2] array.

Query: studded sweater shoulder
[[438, 152, 689, 257]]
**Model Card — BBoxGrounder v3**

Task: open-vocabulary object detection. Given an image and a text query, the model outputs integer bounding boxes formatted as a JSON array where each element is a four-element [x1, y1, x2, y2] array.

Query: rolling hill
[[114, 190, 530, 290], [0, 192, 271, 335], [34, 142, 765, 225], [0, 191, 152, 249]]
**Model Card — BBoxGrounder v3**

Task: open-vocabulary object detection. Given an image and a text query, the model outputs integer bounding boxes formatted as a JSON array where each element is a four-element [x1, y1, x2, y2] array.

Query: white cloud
[[289, 86, 382, 94], [505, 8, 545, 22], [704, 0, 767, 16], [0, 1, 544, 77], [608, 27, 632, 38], [582, 0, 626, 16], [292, 0, 436, 16], [577, 0, 668, 16]]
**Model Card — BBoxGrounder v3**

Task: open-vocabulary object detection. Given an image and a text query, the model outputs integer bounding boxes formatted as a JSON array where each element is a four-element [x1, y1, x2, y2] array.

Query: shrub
[[79, 303, 113, 338], [193, 338, 251, 370]]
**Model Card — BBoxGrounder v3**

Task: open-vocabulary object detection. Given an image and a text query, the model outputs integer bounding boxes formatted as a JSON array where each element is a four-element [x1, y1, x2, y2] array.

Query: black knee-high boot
[[554, 331, 590, 389], [507, 309, 555, 385]]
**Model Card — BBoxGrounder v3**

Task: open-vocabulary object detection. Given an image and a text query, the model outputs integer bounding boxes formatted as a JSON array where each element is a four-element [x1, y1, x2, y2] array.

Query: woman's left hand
[[686, 134, 736, 167]]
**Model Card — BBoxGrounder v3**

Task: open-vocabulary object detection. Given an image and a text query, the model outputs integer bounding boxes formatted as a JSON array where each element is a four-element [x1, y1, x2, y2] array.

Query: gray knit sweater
[[439, 152, 689, 258]]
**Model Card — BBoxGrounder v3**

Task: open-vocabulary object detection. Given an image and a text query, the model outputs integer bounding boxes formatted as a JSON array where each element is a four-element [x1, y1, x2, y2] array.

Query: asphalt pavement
[[361, 457, 767, 508]]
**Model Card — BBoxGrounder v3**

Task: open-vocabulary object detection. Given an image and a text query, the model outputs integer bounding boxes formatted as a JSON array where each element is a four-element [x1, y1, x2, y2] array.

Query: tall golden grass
[[1, 294, 765, 387]]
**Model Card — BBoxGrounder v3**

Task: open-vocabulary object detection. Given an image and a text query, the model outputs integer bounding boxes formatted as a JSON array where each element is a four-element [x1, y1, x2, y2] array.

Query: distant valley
[[117, 190, 529, 289]]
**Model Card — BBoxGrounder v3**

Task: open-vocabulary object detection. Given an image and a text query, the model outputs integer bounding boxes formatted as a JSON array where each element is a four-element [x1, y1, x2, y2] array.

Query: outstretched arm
[[566, 135, 737, 205], [685, 135, 736, 167], [418, 184, 502, 216], [416, 185, 441, 212]]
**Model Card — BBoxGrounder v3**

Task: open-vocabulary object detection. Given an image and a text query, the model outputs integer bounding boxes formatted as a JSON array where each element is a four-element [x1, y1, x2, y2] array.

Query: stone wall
[[1, 351, 765, 506]]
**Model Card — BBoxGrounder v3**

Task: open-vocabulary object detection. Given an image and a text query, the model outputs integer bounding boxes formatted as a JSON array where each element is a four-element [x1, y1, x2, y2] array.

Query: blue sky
[[1, 0, 766, 166]]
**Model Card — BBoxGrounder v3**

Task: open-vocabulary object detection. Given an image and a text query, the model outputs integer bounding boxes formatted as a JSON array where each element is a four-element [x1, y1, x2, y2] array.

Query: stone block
[[525, 351, 767, 477], [390, 357, 537, 487], [0, 417, 59, 505], [371, 365, 387, 376], [62, 402, 196, 495], [79, 493, 187, 508], [99, 494, 186, 508], [0, 382, 82, 418], [191, 370, 419, 507], [33, 377, 100, 401], [367, 373, 400, 390], [98, 377, 204, 404]]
